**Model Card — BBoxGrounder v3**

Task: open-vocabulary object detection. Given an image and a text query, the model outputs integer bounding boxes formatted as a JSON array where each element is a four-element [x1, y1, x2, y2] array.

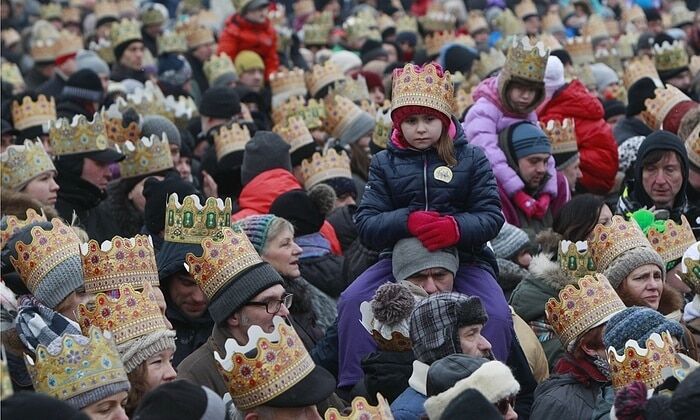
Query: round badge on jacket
[[434, 166, 453, 183]]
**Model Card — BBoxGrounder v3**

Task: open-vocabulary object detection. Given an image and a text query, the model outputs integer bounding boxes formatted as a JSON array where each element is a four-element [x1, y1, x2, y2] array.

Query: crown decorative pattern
[[1, 61, 24, 88], [466, 10, 488, 33], [1, 139, 56, 191], [540, 119, 578, 155], [164, 193, 232, 244], [204, 53, 237, 85], [642, 85, 691, 130], [102, 103, 141, 144], [272, 96, 326, 130], [654, 41, 689, 72], [214, 316, 316, 410], [678, 241, 699, 293], [11, 95, 56, 131], [595, 49, 623, 74], [372, 106, 392, 150], [119, 134, 174, 179], [558, 240, 596, 279], [0, 209, 47, 250], [10, 219, 81, 296], [55, 31, 82, 58], [157, 31, 187, 55], [110, 18, 142, 48], [608, 331, 679, 389], [306, 61, 345, 98], [301, 149, 352, 189], [546, 274, 625, 350], [564, 37, 594, 66], [396, 15, 418, 34], [623, 55, 660, 89], [25, 327, 128, 402], [325, 394, 394, 420], [686, 125, 700, 168], [80, 235, 159, 294], [184, 227, 263, 301], [270, 67, 307, 99], [273, 116, 314, 154], [214, 123, 251, 160], [424, 31, 456, 57], [418, 11, 456, 32], [582, 14, 609, 40], [324, 94, 366, 139], [331, 75, 370, 103], [49, 113, 113, 157], [391, 63, 455, 119], [588, 215, 652, 271], [503, 36, 549, 82], [645, 216, 696, 266], [474, 48, 506, 80]]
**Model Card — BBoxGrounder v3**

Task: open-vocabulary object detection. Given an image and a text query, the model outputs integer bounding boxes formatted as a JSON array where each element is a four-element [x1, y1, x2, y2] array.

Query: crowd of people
[[0, 0, 699, 418]]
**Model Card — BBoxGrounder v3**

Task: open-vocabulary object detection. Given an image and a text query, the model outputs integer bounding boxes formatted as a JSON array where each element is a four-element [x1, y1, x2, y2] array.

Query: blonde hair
[[436, 131, 457, 167]]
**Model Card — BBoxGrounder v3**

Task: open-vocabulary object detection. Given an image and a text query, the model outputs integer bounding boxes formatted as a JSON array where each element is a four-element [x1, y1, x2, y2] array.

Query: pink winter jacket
[[462, 76, 558, 198]]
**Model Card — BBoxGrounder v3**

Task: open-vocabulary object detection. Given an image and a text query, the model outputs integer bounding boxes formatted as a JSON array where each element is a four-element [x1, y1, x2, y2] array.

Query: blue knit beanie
[[509, 122, 552, 160], [236, 215, 278, 253], [603, 306, 684, 351], [158, 54, 192, 86]]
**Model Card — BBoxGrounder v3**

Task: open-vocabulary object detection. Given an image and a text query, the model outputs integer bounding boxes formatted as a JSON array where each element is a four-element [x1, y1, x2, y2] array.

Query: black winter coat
[[55, 173, 120, 242], [299, 255, 347, 298]]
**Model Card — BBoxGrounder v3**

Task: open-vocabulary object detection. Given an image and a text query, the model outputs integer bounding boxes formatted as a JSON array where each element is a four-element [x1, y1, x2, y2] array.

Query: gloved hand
[[408, 211, 441, 236], [414, 216, 460, 251], [532, 194, 551, 220], [513, 191, 537, 218]]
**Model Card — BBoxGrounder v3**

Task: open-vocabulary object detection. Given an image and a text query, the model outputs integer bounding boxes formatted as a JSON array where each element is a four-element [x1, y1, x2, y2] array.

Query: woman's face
[[22, 171, 59, 206], [82, 391, 128, 420], [143, 349, 177, 391], [56, 290, 92, 322], [596, 204, 613, 227], [262, 228, 302, 278], [620, 264, 664, 310]]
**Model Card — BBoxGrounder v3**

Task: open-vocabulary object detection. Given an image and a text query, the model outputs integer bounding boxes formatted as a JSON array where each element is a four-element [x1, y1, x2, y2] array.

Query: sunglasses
[[495, 395, 516, 416]]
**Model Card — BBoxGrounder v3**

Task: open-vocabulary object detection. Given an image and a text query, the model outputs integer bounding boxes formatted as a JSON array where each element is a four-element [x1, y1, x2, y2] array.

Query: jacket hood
[[528, 253, 577, 292], [539, 80, 604, 120], [156, 240, 203, 281], [472, 77, 503, 112], [234, 169, 301, 217]]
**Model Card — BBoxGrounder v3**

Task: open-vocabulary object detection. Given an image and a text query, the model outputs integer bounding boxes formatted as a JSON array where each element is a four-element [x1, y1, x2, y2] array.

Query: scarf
[[15, 295, 81, 354]]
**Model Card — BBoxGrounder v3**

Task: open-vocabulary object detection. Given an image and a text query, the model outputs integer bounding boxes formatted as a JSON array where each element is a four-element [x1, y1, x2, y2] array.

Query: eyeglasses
[[495, 395, 516, 416], [243, 293, 293, 314]]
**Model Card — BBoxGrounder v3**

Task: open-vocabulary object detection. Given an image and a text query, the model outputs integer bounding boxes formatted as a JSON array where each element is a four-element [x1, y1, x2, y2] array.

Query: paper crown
[[61, 7, 81, 23], [80, 234, 159, 294], [418, 10, 457, 32], [324, 94, 367, 139], [539, 33, 563, 52], [642, 85, 692, 130], [25, 327, 128, 402], [204, 53, 237, 85], [645, 216, 696, 266], [272, 96, 326, 130], [514, 0, 537, 19], [11, 95, 56, 131], [325, 394, 393, 420], [564, 37, 594, 66], [546, 274, 625, 351], [588, 215, 652, 271], [1, 61, 24, 88], [540, 118, 578, 156], [157, 31, 187, 55], [214, 316, 316, 410], [391, 62, 455, 119], [595, 49, 623, 75], [102, 103, 141, 144], [49, 113, 112, 157], [623, 5, 646, 26], [558, 240, 597, 279], [493, 9, 525, 37], [654, 41, 689, 72], [118, 134, 174, 179], [110, 18, 142, 48], [581, 14, 609, 40], [273, 116, 314, 154], [1, 139, 56, 191], [95, 0, 120, 21], [89, 38, 116, 64], [176, 18, 215, 49], [455, 85, 476, 118], [116, 0, 137, 16], [503, 36, 549, 82], [623, 55, 661, 89], [184, 227, 262, 301], [301, 149, 352, 189], [473, 48, 506, 80], [40, 3, 62, 20], [331, 75, 370, 103], [303, 22, 332, 46], [30, 38, 58, 62], [542, 11, 565, 34], [377, 13, 395, 32], [306, 61, 345, 98], [424, 30, 456, 57], [608, 331, 679, 389], [117, 81, 171, 119], [213, 123, 251, 160], [270, 67, 308, 100], [466, 10, 488, 34], [616, 34, 637, 60], [396, 15, 418, 34], [687, 125, 700, 168], [372, 106, 392, 150], [77, 283, 168, 344], [678, 241, 699, 293], [671, 4, 694, 28], [140, 5, 166, 26], [55, 31, 82, 58], [0, 208, 47, 250], [343, 16, 381, 45], [10, 219, 81, 298], [164, 193, 232, 244]]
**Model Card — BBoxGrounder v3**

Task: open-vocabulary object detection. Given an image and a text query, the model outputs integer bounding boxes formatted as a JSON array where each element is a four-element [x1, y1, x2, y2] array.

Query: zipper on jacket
[[423, 153, 428, 211]]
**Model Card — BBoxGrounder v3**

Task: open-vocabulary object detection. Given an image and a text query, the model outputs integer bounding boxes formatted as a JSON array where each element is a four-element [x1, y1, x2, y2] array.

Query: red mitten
[[513, 191, 537, 218], [407, 211, 441, 236], [532, 194, 551, 220], [414, 216, 460, 251]]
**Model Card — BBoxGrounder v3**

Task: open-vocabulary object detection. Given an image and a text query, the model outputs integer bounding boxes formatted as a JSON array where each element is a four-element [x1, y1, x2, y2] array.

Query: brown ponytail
[[436, 131, 457, 167]]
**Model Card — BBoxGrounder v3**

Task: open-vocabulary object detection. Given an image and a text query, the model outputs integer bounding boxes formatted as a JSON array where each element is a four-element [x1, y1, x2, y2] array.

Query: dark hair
[[572, 324, 604, 359], [125, 362, 149, 417], [641, 149, 680, 168], [552, 193, 606, 241]]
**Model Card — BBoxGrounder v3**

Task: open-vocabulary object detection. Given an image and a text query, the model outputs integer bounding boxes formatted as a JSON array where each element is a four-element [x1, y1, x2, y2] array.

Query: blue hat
[[603, 306, 684, 351], [509, 122, 552, 160]]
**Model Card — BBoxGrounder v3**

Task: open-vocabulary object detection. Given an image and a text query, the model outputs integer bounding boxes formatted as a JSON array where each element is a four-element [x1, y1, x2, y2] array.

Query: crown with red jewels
[[214, 123, 251, 160], [325, 394, 394, 420], [0, 209, 47, 250], [654, 40, 689, 72], [391, 62, 455, 120], [273, 116, 314, 154], [642, 84, 691, 130], [0, 139, 56, 191], [164, 193, 232, 244], [608, 331, 679, 389], [102, 103, 141, 145], [540, 118, 578, 156], [11, 95, 56, 131], [301, 149, 352, 190], [587, 215, 653, 271], [645, 216, 696, 267]]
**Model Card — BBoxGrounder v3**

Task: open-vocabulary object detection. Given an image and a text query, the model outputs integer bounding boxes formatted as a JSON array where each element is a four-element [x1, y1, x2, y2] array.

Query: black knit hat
[[132, 380, 227, 420], [603, 99, 626, 120], [269, 185, 335, 236], [61, 69, 104, 102], [442, 44, 478, 75], [240, 131, 291, 185], [441, 389, 502, 420], [199, 86, 241, 119], [2, 392, 90, 420], [143, 173, 200, 234], [626, 77, 657, 117], [360, 39, 388, 64]]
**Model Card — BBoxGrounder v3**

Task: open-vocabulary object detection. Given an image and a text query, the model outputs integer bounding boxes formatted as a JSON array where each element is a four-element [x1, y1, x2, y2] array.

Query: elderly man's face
[[458, 324, 492, 358], [406, 268, 454, 294], [641, 151, 683, 210]]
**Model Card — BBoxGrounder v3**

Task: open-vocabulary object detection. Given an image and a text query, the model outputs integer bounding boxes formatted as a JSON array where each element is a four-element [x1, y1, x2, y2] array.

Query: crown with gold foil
[[1, 61, 24, 89], [493, 9, 525, 37], [514, 0, 537, 20], [110, 18, 142, 48], [325, 394, 394, 420], [558, 240, 596, 279], [184, 226, 262, 301], [119, 81, 172, 119], [0, 208, 47, 250], [0, 347, 12, 401], [213, 123, 251, 160], [564, 37, 594, 66], [623, 55, 661, 89], [303, 22, 332, 46], [466, 10, 488, 34], [391, 62, 455, 120], [642, 84, 691, 130], [542, 11, 565, 34], [119, 134, 174, 179], [678, 241, 699, 293], [654, 40, 689, 72], [214, 316, 316, 410], [164, 95, 198, 129], [140, 4, 166, 26], [102, 103, 141, 144], [40, 3, 62, 20], [176, 18, 215, 49], [203, 53, 236, 86], [546, 273, 626, 352], [157, 31, 187, 55], [670, 4, 694, 28], [686, 125, 700, 169], [588, 215, 653, 271], [9, 219, 81, 294], [25, 327, 128, 403], [455, 85, 475, 117], [95, 0, 120, 22], [272, 96, 327, 130], [270, 67, 308, 101], [623, 5, 646, 27], [473, 48, 506, 80], [1, 139, 56, 191], [301, 149, 352, 189], [644, 216, 696, 267], [608, 331, 679, 389], [424, 30, 456, 57], [30, 37, 58, 63], [61, 7, 81, 24], [343, 16, 381, 45], [372, 106, 392, 150], [55, 31, 83, 58], [503, 36, 549, 82], [11, 95, 56, 131], [418, 10, 456, 32], [306, 60, 345, 98], [89, 38, 116, 64], [293, 0, 315, 17], [595, 49, 623, 74], [324, 94, 368, 139], [540, 118, 578, 155], [396, 15, 418, 34], [331, 75, 370, 103], [581, 14, 609, 40], [164, 193, 232, 244], [49, 113, 113, 157], [273, 116, 314, 154]]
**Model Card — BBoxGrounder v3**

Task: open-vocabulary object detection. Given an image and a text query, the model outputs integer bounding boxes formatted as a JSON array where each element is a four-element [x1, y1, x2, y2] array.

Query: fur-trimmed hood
[[528, 253, 577, 291]]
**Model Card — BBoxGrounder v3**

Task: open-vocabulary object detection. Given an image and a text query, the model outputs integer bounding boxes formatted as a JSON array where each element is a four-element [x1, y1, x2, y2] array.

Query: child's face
[[508, 84, 537, 113], [400, 114, 443, 150], [516, 251, 532, 268]]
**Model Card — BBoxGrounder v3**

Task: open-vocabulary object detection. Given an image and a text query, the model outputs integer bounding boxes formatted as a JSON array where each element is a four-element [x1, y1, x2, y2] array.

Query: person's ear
[[244, 412, 259, 420], [580, 339, 602, 358], [228, 311, 241, 328]]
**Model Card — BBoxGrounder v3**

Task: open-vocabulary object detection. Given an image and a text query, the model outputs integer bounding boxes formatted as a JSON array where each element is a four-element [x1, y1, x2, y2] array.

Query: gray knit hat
[[490, 223, 530, 260], [338, 110, 376, 146], [141, 115, 182, 147], [240, 131, 292, 186], [392, 238, 458, 282], [117, 329, 177, 373], [604, 247, 666, 289], [76, 50, 111, 77]]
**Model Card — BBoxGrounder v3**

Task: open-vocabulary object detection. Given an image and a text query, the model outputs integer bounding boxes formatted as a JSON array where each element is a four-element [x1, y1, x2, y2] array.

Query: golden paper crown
[[558, 240, 596, 279], [49, 113, 113, 157], [184, 227, 262, 300], [424, 30, 456, 57], [203, 53, 236, 85], [391, 62, 455, 119], [119, 134, 174, 179], [9, 219, 81, 295], [372, 106, 392, 150], [273, 116, 314, 154], [466, 10, 488, 34], [1, 61, 24, 88], [95, 0, 120, 21], [377, 13, 395, 33], [455, 85, 476, 117], [0, 347, 12, 401], [272, 96, 326, 130], [616, 34, 638, 60], [324, 94, 366, 139], [654, 40, 689, 72], [542, 11, 565, 34], [595, 49, 623, 75], [331, 75, 370, 102], [515, 0, 537, 19], [588, 215, 652, 271], [645, 216, 696, 266], [301, 149, 352, 189], [418, 10, 456, 32], [678, 242, 700, 293], [164, 94, 199, 129], [30, 38, 58, 62], [40, 3, 62, 20], [539, 33, 563, 52], [396, 15, 418, 34], [77, 283, 168, 344], [540, 118, 578, 156], [80, 234, 159, 294], [61, 7, 81, 24], [0, 209, 47, 250], [119, 81, 172, 119], [140, 4, 166, 26], [493, 9, 525, 37], [581, 14, 609, 40], [214, 123, 251, 160], [270, 67, 308, 100], [608, 331, 679, 389], [303, 22, 332, 46], [623, 55, 661, 89], [176, 18, 215, 48], [102, 103, 141, 144], [642, 84, 691, 130], [157, 31, 187, 55], [325, 394, 394, 420], [89, 38, 116, 64], [564, 37, 594, 66], [671, 4, 694, 28], [293, 0, 315, 16], [623, 5, 646, 26], [0, 139, 55, 191], [343, 16, 381, 45], [503, 36, 549, 82], [306, 60, 345, 97], [11, 95, 56, 131], [110, 18, 142, 48], [55, 31, 83, 58], [25, 327, 128, 402], [545, 274, 625, 350], [214, 316, 316, 410], [474, 48, 506, 80], [164, 193, 232, 244], [687, 125, 700, 168]]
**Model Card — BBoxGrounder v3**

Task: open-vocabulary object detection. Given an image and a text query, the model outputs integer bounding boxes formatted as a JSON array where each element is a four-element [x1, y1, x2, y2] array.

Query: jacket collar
[[408, 360, 430, 396]]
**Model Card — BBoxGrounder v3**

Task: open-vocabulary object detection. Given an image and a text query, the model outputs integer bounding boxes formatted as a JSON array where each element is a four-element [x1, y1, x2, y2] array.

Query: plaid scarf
[[16, 295, 81, 354]]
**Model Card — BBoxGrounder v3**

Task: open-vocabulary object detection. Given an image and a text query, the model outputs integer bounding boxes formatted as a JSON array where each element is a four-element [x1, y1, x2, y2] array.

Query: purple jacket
[[462, 76, 558, 198], [337, 258, 513, 388]]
